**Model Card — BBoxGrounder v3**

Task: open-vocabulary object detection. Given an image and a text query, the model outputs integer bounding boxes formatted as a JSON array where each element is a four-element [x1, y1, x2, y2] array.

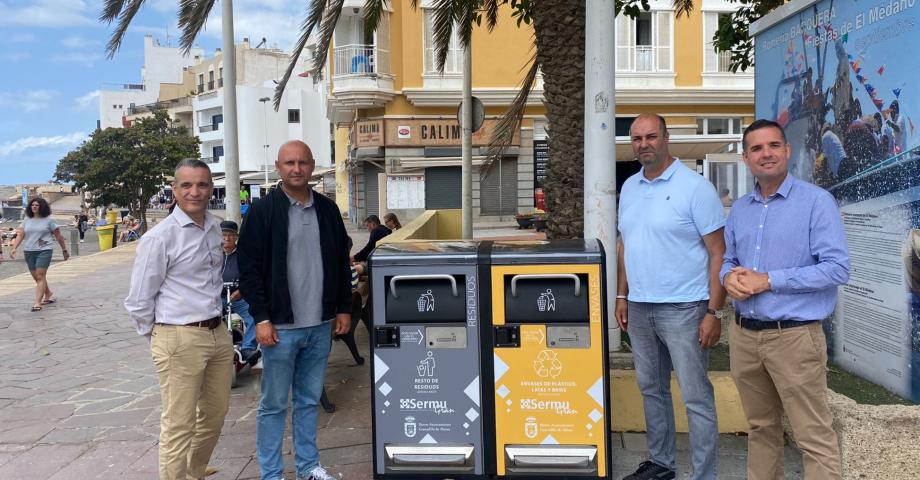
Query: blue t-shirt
[[618, 160, 725, 303]]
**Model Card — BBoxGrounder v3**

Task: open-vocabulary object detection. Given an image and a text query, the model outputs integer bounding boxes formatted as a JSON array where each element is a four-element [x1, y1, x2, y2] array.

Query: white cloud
[[51, 51, 99, 67], [62, 35, 99, 49], [75, 90, 100, 109], [0, 0, 93, 28], [2, 52, 30, 62], [0, 90, 60, 112], [0, 132, 87, 157], [204, 0, 307, 52], [11, 33, 35, 43]]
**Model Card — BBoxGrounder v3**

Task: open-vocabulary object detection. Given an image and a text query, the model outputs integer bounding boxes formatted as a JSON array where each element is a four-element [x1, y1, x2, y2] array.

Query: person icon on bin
[[418, 351, 436, 377], [417, 289, 435, 312], [537, 289, 555, 312]]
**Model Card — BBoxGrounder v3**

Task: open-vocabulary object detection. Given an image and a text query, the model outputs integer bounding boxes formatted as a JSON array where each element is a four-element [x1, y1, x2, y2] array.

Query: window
[[198, 73, 204, 84], [704, 13, 736, 73], [213, 145, 224, 159], [616, 10, 672, 72], [208, 70, 214, 81], [423, 9, 462, 74], [212, 114, 223, 128], [696, 117, 742, 135], [288, 109, 300, 123]]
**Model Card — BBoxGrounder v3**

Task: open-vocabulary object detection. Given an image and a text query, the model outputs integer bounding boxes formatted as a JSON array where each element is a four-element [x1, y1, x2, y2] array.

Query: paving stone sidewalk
[[0, 235, 802, 479]]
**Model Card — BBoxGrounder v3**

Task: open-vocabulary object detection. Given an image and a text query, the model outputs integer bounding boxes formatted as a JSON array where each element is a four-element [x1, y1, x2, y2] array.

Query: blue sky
[[0, 0, 306, 185]]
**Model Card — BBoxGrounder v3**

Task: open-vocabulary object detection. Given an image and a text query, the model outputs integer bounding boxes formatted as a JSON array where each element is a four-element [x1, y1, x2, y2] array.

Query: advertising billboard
[[754, 0, 920, 401]]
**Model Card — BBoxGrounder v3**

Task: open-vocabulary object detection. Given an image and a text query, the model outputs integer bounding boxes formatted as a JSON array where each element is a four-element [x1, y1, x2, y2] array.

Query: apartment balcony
[[127, 97, 192, 116], [702, 50, 754, 89], [329, 44, 396, 115], [208, 80, 215, 90], [197, 123, 222, 142], [615, 45, 676, 88], [200, 156, 217, 164]]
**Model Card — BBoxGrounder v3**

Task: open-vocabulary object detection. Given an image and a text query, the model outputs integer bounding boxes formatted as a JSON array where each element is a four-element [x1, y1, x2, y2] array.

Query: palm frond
[[363, 0, 388, 39], [105, 0, 147, 58], [429, 0, 459, 72], [100, 0, 128, 24], [273, 0, 330, 109], [177, 0, 217, 55], [309, 0, 346, 80], [485, 46, 540, 168], [484, 0, 500, 31], [672, 0, 693, 18], [455, 0, 476, 50]]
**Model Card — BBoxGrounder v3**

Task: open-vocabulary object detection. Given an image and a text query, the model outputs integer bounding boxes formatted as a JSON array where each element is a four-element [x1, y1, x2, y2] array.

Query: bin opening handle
[[511, 274, 581, 298], [390, 274, 459, 298]]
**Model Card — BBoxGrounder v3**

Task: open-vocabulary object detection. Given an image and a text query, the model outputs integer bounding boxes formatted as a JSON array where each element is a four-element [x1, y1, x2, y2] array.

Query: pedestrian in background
[[383, 212, 402, 231], [722, 119, 850, 480], [616, 113, 726, 480], [10, 198, 70, 312], [125, 159, 232, 480], [238, 140, 352, 480]]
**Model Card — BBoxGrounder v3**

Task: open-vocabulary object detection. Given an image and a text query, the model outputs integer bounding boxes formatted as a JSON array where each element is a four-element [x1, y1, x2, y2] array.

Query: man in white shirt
[[125, 158, 232, 480]]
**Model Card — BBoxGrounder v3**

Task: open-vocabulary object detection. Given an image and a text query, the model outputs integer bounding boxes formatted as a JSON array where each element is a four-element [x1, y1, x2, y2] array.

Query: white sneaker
[[302, 465, 335, 480]]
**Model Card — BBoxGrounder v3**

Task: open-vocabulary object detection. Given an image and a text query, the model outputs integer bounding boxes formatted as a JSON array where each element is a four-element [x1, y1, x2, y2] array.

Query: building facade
[[329, 0, 755, 224], [99, 36, 204, 129]]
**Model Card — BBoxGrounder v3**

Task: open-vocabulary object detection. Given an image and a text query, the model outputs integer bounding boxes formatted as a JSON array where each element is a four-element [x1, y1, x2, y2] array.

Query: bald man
[[616, 114, 726, 480], [237, 141, 352, 480]]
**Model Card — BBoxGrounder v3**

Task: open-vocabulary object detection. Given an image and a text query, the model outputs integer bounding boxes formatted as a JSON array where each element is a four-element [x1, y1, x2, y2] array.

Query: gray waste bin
[[369, 241, 485, 477]]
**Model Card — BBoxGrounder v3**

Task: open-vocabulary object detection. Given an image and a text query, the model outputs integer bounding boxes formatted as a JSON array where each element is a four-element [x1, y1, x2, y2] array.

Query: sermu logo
[[519, 398, 577, 415]]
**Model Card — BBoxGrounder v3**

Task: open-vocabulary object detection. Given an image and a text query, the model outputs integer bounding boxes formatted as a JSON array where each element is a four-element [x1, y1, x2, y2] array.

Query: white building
[[99, 36, 204, 129], [190, 40, 332, 176]]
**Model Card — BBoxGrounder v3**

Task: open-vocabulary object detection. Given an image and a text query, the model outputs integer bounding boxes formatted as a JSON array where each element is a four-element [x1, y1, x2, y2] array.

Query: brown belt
[[157, 316, 222, 330]]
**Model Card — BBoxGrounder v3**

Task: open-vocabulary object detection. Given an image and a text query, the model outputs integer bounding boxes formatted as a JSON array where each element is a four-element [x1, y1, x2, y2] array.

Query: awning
[[615, 134, 740, 161]]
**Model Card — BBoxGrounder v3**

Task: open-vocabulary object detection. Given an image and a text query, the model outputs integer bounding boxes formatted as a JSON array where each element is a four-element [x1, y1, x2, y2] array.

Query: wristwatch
[[706, 308, 725, 320]]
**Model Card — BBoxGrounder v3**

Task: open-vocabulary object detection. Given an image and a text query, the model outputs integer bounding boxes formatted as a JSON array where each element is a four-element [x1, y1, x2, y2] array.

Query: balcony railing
[[718, 51, 732, 73], [199, 124, 219, 133], [127, 97, 191, 115], [207, 80, 215, 90], [200, 156, 217, 164], [197, 84, 204, 94], [218, 78, 224, 88], [333, 44, 390, 77], [616, 45, 671, 73]]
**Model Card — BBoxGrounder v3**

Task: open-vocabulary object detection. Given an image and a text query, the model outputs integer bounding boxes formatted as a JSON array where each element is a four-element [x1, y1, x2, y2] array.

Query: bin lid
[[490, 239, 604, 265], [369, 241, 481, 266]]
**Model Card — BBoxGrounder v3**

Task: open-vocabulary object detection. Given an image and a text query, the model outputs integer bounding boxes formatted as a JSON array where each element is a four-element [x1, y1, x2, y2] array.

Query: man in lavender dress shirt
[[721, 119, 850, 480]]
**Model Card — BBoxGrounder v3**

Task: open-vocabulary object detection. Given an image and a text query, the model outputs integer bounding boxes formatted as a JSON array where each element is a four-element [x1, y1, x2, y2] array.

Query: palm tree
[[102, 0, 761, 239]]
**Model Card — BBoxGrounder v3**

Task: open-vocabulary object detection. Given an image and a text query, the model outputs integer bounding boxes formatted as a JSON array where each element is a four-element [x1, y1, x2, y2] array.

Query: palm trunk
[[533, 0, 586, 239]]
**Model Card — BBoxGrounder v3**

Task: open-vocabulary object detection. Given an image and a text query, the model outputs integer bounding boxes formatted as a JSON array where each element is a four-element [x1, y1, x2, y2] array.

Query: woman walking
[[10, 198, 70, 311]]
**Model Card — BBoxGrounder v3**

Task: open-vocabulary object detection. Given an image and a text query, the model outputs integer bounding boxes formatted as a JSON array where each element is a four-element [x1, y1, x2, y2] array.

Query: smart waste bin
[[486, 239, 610, 478], [369, 241, 486, 478]]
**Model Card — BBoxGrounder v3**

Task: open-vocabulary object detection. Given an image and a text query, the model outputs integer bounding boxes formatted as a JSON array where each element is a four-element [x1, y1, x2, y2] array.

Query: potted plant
[[514, 212, 534, 229], [532, 214, 547, 232]]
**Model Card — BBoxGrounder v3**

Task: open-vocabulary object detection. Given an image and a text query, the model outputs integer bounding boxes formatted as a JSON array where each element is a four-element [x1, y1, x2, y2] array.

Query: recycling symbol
[[533, 350, 563, 378]]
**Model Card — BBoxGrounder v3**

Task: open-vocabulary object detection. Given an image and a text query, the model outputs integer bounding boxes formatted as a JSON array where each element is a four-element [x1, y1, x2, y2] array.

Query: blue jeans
[[627, 301, 719, 480], [257, 323, 332, 480], [224, 298, 257, 352]]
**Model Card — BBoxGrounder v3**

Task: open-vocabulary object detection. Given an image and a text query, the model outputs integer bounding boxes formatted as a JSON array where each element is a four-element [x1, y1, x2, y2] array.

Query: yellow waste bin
[[106, 210, 118, 225], [488, 240, 610, 478], [97, 225, 117, 251]]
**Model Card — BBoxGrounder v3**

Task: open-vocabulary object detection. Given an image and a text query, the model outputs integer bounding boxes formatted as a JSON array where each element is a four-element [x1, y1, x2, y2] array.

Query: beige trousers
[[729, 320, 842, 480], [151, 323, 234, 480]]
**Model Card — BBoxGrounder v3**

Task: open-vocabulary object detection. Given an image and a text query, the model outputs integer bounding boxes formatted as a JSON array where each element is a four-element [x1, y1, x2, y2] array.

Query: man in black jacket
[[351, 215, 391, 263], [237, 140, 351, 480]]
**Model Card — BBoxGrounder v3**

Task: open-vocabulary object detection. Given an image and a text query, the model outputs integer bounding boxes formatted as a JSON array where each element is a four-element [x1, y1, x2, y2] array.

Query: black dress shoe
[[623, 460, 676, 480]]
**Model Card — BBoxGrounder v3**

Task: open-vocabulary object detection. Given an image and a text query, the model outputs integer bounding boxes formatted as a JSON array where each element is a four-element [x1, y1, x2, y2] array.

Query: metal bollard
[[69, 229, 79, 256]]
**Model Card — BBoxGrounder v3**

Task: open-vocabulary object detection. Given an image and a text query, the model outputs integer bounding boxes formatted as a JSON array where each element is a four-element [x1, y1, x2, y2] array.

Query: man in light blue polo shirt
[[616, 114, 727, 480]]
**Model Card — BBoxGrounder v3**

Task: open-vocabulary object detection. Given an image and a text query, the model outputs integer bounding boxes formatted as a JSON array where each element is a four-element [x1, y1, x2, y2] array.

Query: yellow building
[[329, 0, 754, 223]]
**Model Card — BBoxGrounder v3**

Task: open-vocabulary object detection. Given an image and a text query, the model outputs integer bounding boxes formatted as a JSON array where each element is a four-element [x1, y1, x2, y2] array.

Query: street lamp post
[[258, 96, 271, 190]]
